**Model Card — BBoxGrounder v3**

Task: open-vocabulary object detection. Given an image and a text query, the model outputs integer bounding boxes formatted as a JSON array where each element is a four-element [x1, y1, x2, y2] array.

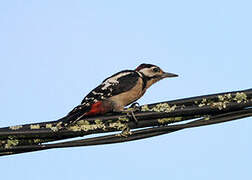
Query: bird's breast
[[108, 78, 144, 108]]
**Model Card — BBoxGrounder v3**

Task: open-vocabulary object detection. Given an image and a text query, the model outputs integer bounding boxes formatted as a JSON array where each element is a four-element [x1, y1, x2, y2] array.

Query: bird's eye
[[152, 67, 160, 73]]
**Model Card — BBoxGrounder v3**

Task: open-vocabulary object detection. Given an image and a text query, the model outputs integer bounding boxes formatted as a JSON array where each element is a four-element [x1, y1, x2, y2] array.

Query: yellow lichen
[[76, 120, 90, 126], [204, 116, 211, 120], [153, 103, 176, 112], [141, 105, 150, 111], [46, 123, 53, 129], [218, 95, 225, 101], [158, 117, 182, 124], [93, 119, 106, 130], [116, 127, 132, 137], [141, 103, 177, 113], [30, 124, 40, 129], [109, 121, 127, 130], [211, 101, 228, 110], [118, 116, 129, 122], [49, 122, 63, 132], [51, 126, 59, 132], [198, 103, 205, 107], [0, 140, 6, 148], [33, 139, 43, 144], [94, 119, 102, 124], [5, 139, 19, 149], [218, 93, 232, 102], [68, 119, 106, 132], [68, 125, 81, 132], [198, 98, 207, 107], [108, 116, 132, 136], [67, 116, 130, 132], [210, 93, 236, 110], [196, 93, 238, 110], [9, 125, 23, 130], [234, 92, 248, 103]]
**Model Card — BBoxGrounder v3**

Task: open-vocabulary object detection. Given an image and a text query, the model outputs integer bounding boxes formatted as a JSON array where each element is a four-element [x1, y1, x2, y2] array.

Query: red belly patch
[[85, 101, 111, 116]]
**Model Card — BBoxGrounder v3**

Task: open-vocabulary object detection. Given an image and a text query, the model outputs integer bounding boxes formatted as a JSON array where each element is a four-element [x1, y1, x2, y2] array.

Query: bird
[[60, 63, 178, 126]]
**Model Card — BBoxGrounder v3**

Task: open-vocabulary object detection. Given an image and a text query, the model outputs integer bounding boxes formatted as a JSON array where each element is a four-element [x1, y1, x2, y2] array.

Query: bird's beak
[[161, 72, 179, 78]]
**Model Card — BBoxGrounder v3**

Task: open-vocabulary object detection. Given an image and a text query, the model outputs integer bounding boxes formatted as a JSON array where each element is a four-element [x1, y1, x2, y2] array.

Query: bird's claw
[[130, 102, 140, 109], [123, 109, 138, 124]]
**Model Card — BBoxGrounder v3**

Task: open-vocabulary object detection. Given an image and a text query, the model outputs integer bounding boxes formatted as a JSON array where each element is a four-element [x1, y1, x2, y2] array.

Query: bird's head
[[135, 63, 178, 88]]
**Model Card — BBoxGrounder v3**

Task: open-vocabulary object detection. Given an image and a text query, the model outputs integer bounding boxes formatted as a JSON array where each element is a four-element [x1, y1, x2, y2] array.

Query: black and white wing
[[62, 70, 141, 121]]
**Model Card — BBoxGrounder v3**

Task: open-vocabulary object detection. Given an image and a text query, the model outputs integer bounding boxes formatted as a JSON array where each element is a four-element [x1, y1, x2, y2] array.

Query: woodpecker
[[61, 63, 178, 125]]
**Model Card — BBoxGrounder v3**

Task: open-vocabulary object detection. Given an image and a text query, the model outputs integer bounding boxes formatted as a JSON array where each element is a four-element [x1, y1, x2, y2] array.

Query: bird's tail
[[0, 105, 91, 149]]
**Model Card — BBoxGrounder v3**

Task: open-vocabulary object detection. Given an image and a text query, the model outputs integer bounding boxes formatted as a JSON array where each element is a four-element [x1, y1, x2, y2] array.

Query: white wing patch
[[92, 91, 104, 95], [101, 72, 132, 90]]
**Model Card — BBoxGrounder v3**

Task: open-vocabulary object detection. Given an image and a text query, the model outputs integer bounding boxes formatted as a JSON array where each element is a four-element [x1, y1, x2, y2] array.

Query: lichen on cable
[[9, 125, 23, 130], [158, 117, 182, 124], [67, 115, 130, 133], [68, 119, 106, 132], [234, 92, 248, 103], [4, 136, 20, 149], [30, 124, 40, 129], [194, 92, 249, 110], [141, 103, 177, 113]]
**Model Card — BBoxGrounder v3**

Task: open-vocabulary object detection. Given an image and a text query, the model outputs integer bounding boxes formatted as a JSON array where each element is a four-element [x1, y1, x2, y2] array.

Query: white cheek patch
[[139, 68, 154, 77]]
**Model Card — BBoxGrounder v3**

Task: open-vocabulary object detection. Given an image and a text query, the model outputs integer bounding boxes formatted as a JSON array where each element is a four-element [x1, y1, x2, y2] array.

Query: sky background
[[0, 0, 251, 179]]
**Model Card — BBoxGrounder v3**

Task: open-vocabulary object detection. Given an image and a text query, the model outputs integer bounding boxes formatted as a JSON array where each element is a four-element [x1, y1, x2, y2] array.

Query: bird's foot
[[127, 110, 138, 124], [123, 103, 141, 124], [129, 102, 140, 110]]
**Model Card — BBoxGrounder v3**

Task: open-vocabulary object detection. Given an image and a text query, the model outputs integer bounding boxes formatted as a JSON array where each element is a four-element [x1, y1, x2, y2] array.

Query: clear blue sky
[[0, 1, 251, 179]]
